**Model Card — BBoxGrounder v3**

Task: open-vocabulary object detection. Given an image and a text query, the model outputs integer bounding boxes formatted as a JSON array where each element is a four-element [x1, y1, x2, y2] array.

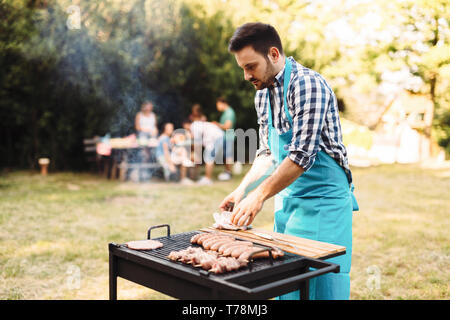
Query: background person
[[135, 101, 158, 139], [188, 103, 207, 122], [135, 101, 158, 172], [212, 96, 236, 181], [156, 123, 177, 181], [171, 130, 195, 185], [183, 120, 224, 185]]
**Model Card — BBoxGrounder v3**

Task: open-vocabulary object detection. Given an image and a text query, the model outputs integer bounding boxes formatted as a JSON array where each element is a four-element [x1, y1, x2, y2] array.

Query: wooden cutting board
[[200, 227, 346, 259]]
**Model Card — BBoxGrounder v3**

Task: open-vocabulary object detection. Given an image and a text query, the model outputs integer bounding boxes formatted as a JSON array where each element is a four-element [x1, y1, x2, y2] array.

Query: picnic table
[[96, 134, 162, 181]]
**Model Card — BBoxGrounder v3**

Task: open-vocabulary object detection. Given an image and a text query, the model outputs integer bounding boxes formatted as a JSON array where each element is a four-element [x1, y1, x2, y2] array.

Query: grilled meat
[[202, 236, 234, 250], [126, 239, 163, 250], [238, 247, 284, 261], [167, 246, 248, 274], [222, 242, 253, 256]]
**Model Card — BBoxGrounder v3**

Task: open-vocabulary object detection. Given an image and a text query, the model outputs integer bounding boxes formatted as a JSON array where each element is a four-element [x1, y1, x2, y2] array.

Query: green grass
[[0, 164, 449, 299]]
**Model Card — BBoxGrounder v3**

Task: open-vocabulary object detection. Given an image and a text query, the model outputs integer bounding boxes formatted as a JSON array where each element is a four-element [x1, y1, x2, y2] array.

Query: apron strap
[[267, 58, 293, 127], [282, 59, 293, 124], [350, 183, 359, 211]]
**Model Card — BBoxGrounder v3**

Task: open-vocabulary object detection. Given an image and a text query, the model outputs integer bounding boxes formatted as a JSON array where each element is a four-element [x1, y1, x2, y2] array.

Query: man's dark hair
[[228, 22, 283, 57], [216, 96, 228, 104]]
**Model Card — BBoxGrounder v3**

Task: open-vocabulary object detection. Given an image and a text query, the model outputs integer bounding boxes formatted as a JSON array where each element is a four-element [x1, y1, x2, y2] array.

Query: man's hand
[[219, 186, 245, 212], [230, 190, 265, 226], [230, 158, 304, 227]]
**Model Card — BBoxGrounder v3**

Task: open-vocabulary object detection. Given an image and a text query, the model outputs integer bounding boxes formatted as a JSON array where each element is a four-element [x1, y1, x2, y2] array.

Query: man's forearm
[[254, 157, 304, 202], [236, 153, 277, 193]]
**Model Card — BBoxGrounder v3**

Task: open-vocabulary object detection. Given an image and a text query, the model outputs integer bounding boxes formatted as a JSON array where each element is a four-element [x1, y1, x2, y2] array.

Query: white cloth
[[212, 211, 250, 230], [139, 112, 156, 132], [191, 121, 224, 148]]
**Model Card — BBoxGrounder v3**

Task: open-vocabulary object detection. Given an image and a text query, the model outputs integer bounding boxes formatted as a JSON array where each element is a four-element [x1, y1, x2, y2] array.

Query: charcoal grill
[[109, 224, 344, 300]]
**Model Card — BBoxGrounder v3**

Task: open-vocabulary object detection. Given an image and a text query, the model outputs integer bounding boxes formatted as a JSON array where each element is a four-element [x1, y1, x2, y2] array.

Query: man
[[219, 23, 359, 300], [183, 120, 225, 185], [212, 97, 236, 181]]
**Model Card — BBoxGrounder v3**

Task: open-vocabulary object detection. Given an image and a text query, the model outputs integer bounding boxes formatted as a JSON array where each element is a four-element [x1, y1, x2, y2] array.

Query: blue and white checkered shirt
[[255, 56, 353, 184]]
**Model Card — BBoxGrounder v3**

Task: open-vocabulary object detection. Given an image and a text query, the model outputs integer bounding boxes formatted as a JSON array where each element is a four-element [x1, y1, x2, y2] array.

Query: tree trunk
[[425, 15, 440, 155]]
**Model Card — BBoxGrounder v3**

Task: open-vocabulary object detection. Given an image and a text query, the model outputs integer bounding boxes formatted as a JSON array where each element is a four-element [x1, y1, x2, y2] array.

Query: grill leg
[[299, 279, 310, 300], [109, 253, 117, 300]]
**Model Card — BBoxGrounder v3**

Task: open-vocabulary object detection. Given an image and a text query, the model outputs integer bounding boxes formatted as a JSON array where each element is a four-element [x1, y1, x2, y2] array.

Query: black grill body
[[109, 225, 343, 300]]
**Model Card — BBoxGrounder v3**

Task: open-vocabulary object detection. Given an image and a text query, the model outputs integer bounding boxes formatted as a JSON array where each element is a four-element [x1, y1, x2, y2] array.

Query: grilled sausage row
[[190, 232, 284, 261]]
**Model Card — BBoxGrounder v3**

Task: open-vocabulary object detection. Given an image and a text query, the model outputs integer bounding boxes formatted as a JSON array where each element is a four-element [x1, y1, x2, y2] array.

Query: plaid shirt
[[255, 56, 352, 184]]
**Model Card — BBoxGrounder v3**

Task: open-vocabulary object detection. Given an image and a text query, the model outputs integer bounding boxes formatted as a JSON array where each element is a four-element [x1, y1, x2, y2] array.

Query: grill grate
[[120, 231, 300, 278]]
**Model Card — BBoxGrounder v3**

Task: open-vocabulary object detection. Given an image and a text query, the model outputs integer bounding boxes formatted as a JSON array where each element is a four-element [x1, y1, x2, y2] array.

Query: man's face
[[233, 46, 276, 90], [216, 101, 227, 112]]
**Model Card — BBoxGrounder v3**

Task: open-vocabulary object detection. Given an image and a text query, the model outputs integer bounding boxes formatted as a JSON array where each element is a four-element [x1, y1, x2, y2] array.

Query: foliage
[[0, 0, 449, 170], [0, 0, 254, 170]]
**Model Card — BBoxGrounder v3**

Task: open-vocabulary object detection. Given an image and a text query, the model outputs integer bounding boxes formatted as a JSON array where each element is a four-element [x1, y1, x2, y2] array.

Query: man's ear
[[268, 47, 281, 63]]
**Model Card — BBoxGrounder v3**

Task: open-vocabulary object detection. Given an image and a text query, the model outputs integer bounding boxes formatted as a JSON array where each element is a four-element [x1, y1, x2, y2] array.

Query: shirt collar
[[273, 56, 292, 88]]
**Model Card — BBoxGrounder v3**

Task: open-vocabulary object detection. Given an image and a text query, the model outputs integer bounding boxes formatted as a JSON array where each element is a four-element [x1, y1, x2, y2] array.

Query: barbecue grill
[[109, 224, 344, 300]]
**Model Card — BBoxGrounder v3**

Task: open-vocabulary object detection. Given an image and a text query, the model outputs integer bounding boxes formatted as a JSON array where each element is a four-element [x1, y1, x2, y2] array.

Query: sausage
[[218, 241, 253, 254], [204, 237, 232, 250], [238, 248, 260, 261], [202, 236, 233, 249], [231, 245, 257, 258], [194, 233, 214, 244], [196, 233, 218, 245], [190, 233, 204, 244], [222, 242, 253, 256], [209, 239, 236, 251], [238, 247, 285, 261], [272, 248, 285, 258], [217, 242, 238, 254], [202, 236, 234, 250]]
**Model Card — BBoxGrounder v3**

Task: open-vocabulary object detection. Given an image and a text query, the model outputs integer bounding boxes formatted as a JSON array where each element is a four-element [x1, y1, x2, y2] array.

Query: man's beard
[[250, 61, 276, 90]]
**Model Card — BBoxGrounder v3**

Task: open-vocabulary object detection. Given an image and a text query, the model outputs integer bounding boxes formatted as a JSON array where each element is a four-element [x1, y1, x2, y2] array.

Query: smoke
[[22, 0, 187, 138]]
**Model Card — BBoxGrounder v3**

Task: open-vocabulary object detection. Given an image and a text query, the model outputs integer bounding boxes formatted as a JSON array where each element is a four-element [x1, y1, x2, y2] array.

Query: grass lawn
[[0, 164, 449, 300]]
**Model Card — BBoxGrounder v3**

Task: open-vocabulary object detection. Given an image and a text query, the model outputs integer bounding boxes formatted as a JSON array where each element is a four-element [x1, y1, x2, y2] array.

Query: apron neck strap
[[267, 57, 293, 127]]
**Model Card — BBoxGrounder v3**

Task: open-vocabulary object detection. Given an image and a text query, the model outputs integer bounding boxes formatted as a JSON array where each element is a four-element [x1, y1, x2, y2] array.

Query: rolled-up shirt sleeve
[[287, 74, 330, 171], [256, 119, 270, 157], [255, 90, 271, 158]]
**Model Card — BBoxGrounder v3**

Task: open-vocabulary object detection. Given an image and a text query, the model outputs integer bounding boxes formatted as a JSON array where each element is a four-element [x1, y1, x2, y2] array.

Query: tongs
[[252, 231, 302, 251]]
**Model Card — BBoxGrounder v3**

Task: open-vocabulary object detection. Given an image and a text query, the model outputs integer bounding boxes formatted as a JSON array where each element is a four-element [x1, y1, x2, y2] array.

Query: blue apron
[[268, 59, 359, 300]]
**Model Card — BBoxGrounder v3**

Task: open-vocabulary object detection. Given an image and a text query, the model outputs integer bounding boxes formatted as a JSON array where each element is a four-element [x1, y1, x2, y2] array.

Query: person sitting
[[171, 130, 195, 185], [183, 119, 225, 185], [135, 101, 158, 139], [156, 123, 177, 181], [156, 123, 195, 184], [188, 103, 207, 122]]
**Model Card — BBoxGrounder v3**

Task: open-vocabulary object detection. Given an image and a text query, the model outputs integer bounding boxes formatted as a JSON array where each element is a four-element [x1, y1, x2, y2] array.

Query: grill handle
[[147, 224, 171, 239], [248, 259, 340, 295], [247, 247, 274, 271]]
